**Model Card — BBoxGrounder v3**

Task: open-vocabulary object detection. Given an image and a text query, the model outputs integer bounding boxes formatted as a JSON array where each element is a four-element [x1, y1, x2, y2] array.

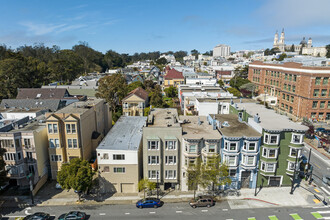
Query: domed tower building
[[278, 28, 285, 52], [307, 37, 312, 48], [273, 30, 279, 49]]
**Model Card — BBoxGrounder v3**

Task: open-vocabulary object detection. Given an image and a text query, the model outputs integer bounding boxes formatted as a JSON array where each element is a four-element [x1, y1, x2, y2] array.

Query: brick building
[[249, 61, 330, 121]]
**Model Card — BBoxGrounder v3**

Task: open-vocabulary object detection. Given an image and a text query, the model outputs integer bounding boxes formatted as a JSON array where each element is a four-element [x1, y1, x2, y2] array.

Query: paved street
[[2, 202, 330, 220]]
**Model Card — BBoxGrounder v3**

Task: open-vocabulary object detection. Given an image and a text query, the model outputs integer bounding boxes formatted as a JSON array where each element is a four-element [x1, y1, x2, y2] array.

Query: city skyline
[[1, 0, 330, 54]]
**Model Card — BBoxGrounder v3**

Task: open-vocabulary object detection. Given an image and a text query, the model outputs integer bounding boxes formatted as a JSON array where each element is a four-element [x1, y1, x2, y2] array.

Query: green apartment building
[[231, 102, 308, 187]]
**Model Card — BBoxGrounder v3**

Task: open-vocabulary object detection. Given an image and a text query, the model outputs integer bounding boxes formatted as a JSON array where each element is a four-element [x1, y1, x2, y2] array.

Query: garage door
[[269, 177, 281, 187], [121, 183, 134, 193]]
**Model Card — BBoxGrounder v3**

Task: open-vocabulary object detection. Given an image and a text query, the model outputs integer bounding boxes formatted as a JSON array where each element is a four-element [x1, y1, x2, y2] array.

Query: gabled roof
[[164, 69, 184, 80], [122, 87, 149, 101], [0, 99, 64, 112], [16, 88, 69, 99]]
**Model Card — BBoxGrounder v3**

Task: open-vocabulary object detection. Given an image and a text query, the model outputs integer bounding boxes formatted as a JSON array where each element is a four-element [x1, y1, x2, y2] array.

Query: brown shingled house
[[122, 87, 149, 116]]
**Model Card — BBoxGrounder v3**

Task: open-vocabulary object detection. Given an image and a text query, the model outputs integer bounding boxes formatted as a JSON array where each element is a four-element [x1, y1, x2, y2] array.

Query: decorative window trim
[[165, 140, 176, 150], [262, 147, 278, 159], [242, 155, 256, 166], [224, 155, 237, 166], [264, 133, 280, 145], [288, 147, 301, 158], [148, 140, 159, 150], [148, 156, 160, 165], [260, 161, 276, 172], [224, 141, 238, 152], [291, 133, 304, 144], [287, 161, 296, 171]]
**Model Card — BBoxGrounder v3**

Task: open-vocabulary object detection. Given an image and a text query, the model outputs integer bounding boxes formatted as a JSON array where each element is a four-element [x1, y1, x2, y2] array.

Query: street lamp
[[290, 149, 300, 195]]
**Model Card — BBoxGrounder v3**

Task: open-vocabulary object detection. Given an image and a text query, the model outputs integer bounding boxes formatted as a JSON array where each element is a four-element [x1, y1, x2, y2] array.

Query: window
[[189, 145, 197, 153], [113, 154, 125, 160], [114, 167, 125, 173], [23, 139, 31, 148], [148, 170, 159, 179], [102, 153, 109, 159], [53, 124, 58, 133], [229, 142, 237, 151], [261, 162, 265, 171], [311, 112, 316, 118], [288, 85, 291, 91], [269, 149, 276, 158], [315, 77, 321, 85], [28, 165, 35, 174], [54, 139, 59, 148], [320, 101, 325, 109], [208, 145, 215, 153], [0, 139, 14, 148], [292, 86, 296, 92], [148, 156, 159, 165], [282, 93, 285, 99], [51, 155, 62, 162], [284, 84, 287, 90], [103, 166, 110, 172], [165, 156, 176, 165], [49, 139, 55, 148], [289, 74, 292, 81], [165, 141, 176, 150], [286, 95, 289, 101], [148, 141, 159, 150], [66, 124, 71, 133], [285, 73, 288, 80], [4, 153, 16, 161], [262, 148, 267, 157], [321, 89, 327, 97], [48, 124, 53, 133], [73, 139, 77, 148], [319, 113, 324, 119], [264, 134, 279, 145], [290, 148, 299, 157], [165, 170, 176, 179], [288, 162, 295, 171], [247, 156, 255, 165], [71, 124, 76, 133], [291, 96, 294, 103], [67, 139, 72, 148], [266, 163, 276, 172], [312, 101, 318, 109], [328, 102, 330, 109], [248, 142, 256, 151], [226, 156, 236, 166], [313, 89, 319, 97], [293, 75, 297, 82], [229, 169, 236, 177], [323, 77, 329, 85], [26, 152, 33, 159]]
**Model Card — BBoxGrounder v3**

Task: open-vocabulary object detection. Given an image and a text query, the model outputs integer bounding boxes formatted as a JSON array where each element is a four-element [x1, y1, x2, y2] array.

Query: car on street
[[23, 212, 51, 220], [58, 211, 86, 220], [189, 195, 215, 208], [136, 197, 163, 209]]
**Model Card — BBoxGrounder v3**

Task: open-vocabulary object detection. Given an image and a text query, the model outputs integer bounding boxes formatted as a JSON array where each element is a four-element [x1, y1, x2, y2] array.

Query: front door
[[241, 171, 251, 188], [269, 176, 281, 187]]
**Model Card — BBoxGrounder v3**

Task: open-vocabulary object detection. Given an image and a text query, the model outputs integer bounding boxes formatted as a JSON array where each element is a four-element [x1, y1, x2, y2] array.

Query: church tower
[[279, 28, 285, 52], [307, 37, 312, 48], [273, 30, 279, 48]]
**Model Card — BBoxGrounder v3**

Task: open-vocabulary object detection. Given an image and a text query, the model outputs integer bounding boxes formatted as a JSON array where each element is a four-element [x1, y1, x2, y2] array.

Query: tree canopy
[[57, 158, 95, 201], [138, 178, 156, 198], [164, 86, 177, 98], [326, 44, 330, 58]]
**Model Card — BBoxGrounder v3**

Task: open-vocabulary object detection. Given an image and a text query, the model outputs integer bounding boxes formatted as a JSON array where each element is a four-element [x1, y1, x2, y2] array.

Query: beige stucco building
[[96, 116, 146, 193], [45, 99, 112, 179], [122, 87, 149, 116]]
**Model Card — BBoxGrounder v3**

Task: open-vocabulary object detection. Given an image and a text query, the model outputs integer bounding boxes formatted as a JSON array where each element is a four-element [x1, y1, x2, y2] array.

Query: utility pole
[[157, 171, 159, 199], [254, 168, 259, 196], [290, 151, 299, 194]]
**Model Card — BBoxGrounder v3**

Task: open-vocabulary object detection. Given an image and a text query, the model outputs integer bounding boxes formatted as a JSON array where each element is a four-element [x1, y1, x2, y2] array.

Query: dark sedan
[[136, 198, 163, 209], [58, 211, 86, 220], [23, 212, 50, 220]]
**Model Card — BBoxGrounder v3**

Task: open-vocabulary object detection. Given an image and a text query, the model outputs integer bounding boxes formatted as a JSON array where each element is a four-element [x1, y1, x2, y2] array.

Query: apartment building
[[179, 116, 221, 191], [142, 108, 182, 190], [45, 99, 111, 179], [249, 61, 330, 121], [122, 87, 149, 116], [209, 114, 262, 189], [97, 116, 146, 193], [0, 115, 49, 188], [232, 102, 308, 187]]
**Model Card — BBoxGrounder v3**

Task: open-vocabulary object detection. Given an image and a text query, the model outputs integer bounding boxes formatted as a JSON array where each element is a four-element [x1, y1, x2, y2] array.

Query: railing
[[23, 145, 35, 151]]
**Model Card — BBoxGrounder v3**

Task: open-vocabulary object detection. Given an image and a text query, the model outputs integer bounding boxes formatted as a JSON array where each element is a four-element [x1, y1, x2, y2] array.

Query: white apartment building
[[213, 44, 231, 57]]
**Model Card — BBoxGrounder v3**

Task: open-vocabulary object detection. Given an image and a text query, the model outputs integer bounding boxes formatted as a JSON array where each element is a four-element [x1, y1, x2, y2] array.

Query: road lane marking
[[125, 213, 130, 215], [248, 218, 256, 220], [176, 211, 182, 213], [99, 213, 106, 215], [290, 213, 303, 220], [149, 212, 156, 214], [317, 211, 330, 214], [268, 215, 279, 220], [201, 210, 208, 212], [223, 209, 228, 211], [321, 187, 330, 195], [311, 212, 323, 219], [314, 188, 321, 193], [314, 163, 321, 169], [313, 199, 321, 203]]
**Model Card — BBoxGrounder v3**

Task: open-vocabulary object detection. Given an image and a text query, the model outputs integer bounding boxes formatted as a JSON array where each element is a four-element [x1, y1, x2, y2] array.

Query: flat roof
[[97, 116, 147, 151], [0, 108, 43, 113], [234, 103, 308, 131], [180, 116, 221, 140], [148, 108, 180, 127], [55, 99, 103, 114], [196, 98, 256, 103], [211, 114, 261, 138], [10, 115, 46, 132]]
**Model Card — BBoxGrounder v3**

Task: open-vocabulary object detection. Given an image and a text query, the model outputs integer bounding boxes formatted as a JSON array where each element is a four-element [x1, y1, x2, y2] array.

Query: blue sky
[[1, 0, 330, 54]]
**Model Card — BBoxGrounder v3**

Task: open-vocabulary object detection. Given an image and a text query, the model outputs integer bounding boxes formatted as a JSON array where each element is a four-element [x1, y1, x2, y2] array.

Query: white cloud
[[256, 0, 330, 27], [19, 21, 86, 35]]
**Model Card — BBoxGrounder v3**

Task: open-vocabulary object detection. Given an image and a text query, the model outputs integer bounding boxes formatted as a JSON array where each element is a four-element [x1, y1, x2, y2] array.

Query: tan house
[[122, 87, 149, 116], [164, 68, 184, 88], [45, 99, 112, 179], [96, 116, 147, 193]]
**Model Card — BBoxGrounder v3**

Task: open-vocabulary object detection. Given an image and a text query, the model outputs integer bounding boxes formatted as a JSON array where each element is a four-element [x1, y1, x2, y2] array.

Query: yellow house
[[122, 87, 149, 116], [45, 99, 112, 179], [164, 68, 184, 88]]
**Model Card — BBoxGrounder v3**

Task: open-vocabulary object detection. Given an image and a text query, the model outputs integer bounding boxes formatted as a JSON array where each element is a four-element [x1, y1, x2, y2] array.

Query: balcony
[[183, 151, 200, 157], [24, 157, 36, 163], [23, 145, 35, 151]]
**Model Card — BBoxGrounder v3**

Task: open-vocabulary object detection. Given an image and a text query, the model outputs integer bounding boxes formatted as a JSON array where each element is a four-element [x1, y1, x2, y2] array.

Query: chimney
[[254, 113, 260, 123]]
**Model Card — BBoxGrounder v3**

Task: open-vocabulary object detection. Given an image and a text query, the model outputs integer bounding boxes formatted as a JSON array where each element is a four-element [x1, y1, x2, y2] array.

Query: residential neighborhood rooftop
[[180, 116, 221, 140], [234, 103, 308, 131], [148, 108, 180, 127], [55, 99, 103, 114], [97, 116, 147, 151], [211, 114, 261, 138]]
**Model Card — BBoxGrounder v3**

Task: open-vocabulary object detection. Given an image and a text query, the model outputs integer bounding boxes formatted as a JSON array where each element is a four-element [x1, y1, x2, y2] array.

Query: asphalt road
[[2, 202, 330, 220]]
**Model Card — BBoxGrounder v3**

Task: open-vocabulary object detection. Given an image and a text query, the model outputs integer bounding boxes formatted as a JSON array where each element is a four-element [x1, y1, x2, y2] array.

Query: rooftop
[[196, 98, 256, 103], [180, 116, 221, 140], [16, 88, 69, 99], [123, 87, 149, 101], [97, 116, 147, 151], [0, 99, 63, 112], [250, 61, 330, 71], [164, 69, 184, 79], [148, 108, 180, 127], [211, 114, 261, 138], [55, 99, 103, 114], [234, 103, 308, 131]]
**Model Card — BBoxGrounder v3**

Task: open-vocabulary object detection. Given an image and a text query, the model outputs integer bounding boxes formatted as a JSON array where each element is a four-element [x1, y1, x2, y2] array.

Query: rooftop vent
[[222, 121, 230, 127], [254, 113, 260, 123]]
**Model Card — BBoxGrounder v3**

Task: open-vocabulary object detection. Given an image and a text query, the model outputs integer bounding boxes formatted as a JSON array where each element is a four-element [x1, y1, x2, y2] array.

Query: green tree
[[156, 57, 167, 65], [0, 148, 8, 187], [290, 44, 295, 52], [326, 44, 330, 58], [239, 83, 257, 97], [227, 87, 241, 97], [149, 86, 163, 108], [144, 80, 155, 92], [217, 79, 225, 87], [138, 178, 156, 199], [104, 50, 125, 69], [229, 76, 250, 90], [127, 81, 145, 92], [164, 86, 177, 98], [277, 53, 287, 61], [144, 107, 150, 116], [186, 158, 209, 199], [57, 158, 95, 201], [95, 74, 128, 121]]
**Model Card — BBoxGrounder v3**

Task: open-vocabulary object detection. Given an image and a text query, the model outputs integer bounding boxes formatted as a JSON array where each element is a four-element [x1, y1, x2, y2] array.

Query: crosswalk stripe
[[311, 212, 323, 219], [268, 216, 279, 220], [321, 187, 330, 195], [248, 218, 256, 220], [313, 199, 321, 203], [315, 188, 321, 193], [290, 213, 303, 220], [317, 211, 330, 214]]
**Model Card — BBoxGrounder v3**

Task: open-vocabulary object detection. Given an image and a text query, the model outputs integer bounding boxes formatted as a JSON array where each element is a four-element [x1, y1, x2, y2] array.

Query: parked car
[[136, 198, 163, 209], [23, 212, 51, 220], [58, 211, 86, 220], [189, 196, 215, 208]]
